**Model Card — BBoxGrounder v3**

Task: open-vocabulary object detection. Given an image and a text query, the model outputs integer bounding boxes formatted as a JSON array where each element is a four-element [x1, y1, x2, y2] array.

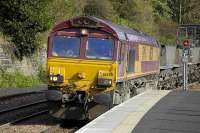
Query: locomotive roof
[[91, 17, 158, 46], [52, 16, 159, 47]]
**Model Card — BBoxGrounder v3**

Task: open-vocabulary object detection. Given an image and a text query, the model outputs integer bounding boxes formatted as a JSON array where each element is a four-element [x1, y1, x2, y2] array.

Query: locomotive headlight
[[97, 78, 112, 87], [53, 76, 58, 82], [81, 29, 88, 36], [50, 76, 53, 81], [49, 74, 64, 83]]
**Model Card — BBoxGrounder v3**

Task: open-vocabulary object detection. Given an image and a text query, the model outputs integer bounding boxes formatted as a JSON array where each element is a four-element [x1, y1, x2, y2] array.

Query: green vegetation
[[52, 0, 200, 44], [0, 0, 200, 88], [0, 71, 44, 88], [167, 0, 200, 24], [37, 65, 47, 83], [0, 0, 53, 60]]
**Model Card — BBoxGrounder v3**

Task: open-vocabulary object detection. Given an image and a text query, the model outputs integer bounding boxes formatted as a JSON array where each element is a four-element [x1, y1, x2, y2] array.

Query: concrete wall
[[0, 44, 47, 76]]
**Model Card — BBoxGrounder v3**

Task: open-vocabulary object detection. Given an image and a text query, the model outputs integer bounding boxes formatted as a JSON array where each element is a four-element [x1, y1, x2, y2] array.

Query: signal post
[[182, 40, 190, 91]]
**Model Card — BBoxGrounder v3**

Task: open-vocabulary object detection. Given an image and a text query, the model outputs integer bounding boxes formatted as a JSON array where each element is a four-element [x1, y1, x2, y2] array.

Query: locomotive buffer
[[182, 40, 190, 90]]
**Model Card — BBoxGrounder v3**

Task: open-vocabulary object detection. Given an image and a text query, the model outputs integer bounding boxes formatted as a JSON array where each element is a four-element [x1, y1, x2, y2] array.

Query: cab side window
[[127, 48, 135, 73]]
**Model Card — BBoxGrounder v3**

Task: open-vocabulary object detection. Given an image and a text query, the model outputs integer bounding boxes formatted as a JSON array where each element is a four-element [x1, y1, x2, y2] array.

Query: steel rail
[[0, 99, 48, 114], [0, 89, 46, 100], [0, 109, 49, 129]]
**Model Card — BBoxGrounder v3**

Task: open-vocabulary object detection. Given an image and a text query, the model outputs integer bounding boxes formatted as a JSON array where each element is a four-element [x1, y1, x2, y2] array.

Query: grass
[[0, 71, 45, 89], [0, 34, 48, 89]]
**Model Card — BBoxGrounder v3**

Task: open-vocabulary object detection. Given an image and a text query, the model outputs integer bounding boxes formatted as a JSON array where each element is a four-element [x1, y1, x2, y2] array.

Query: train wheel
[[83, 98, 90, 120]]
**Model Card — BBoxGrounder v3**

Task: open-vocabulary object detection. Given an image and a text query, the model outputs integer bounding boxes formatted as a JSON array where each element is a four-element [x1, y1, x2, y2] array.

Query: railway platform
[[76, 88, 200, 133]]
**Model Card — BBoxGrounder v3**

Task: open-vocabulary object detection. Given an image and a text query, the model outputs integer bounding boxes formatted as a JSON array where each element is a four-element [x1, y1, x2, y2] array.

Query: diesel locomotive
[[47, 16, 160, 119]]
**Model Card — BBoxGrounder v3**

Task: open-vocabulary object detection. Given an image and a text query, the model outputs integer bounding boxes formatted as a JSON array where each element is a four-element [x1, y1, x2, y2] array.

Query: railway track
[[0, 89, 90, 133], [0, 99, 47, 115], [0, 99, 48, 124], [40, 103, 109, 133], [0, 109, 49, 129], [0, 90, 47, 112], [0, 106, 87, 133], [0, 90, 49, 126]]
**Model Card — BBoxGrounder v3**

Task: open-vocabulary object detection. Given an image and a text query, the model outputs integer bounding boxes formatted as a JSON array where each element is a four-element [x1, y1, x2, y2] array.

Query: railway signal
[[183, 39, 190, 47], [182, 39, 190, 91]]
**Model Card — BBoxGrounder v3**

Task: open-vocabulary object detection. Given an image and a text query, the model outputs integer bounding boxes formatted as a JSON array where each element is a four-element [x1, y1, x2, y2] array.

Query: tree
[[110, 0, 137, 20], [152, 0, 171, 20], [182, 0, 200, 24], [82, 0, 114, 19], [63, 0, 115, 20], [152, 0, 176, 44], [132, 0, 157, 35], [49, 0, 70, 23], [0, 0, 53, 60], [167, 0, 200, 24]]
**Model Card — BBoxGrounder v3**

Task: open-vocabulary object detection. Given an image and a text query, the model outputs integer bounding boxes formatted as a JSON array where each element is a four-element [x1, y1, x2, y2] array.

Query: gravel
[[0, 114, 60, 133], [0, 93, 47, 112], [0, 102, 48, 125], [189, 82, 200, 90], [0, 114, 87, 133]]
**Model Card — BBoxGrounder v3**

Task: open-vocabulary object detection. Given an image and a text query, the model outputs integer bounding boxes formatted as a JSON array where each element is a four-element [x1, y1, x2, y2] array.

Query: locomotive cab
[[48, 29, 117, 91]]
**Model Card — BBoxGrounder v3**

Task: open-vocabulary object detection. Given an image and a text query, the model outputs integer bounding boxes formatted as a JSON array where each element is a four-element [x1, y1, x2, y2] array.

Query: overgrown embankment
[[0, 41, 47, 88], [0, 71, 43, 88]]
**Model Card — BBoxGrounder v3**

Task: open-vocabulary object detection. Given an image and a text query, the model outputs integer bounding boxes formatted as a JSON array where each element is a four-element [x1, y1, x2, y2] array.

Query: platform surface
[[132, 90, 200, 133], [76, 90, 171, 133], [77, 89, 200, 133]]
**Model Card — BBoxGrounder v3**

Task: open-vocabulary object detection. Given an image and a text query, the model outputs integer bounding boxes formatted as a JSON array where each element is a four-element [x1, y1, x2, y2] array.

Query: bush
[[0, 71, 43, 88], [37, 65, 47, 83]]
